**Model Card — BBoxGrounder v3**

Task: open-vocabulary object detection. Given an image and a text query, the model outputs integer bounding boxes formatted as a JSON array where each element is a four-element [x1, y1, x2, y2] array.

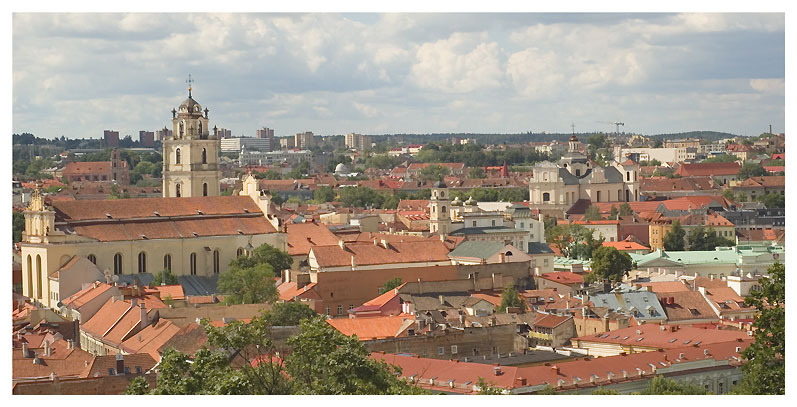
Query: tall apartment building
[[345, 132, 372, 151], [103, 130, 120, 148], [294, 131, 315, 149], [280, 137, 296, 150], [215, 128, 232, 139], [139, 131, 155, 147], [256, 127, 275, 151], [220, 137, 273, 153], [155, 128, 172, 141]]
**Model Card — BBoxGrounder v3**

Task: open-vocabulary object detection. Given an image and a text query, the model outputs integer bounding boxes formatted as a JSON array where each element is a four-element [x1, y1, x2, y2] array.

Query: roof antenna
[[186, 74, 194, 97]]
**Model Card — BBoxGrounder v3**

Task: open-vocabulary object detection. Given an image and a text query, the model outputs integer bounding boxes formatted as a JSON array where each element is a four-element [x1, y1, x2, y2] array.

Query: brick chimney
[[116, 353, 124, 375], [139, 303, 148, 330]]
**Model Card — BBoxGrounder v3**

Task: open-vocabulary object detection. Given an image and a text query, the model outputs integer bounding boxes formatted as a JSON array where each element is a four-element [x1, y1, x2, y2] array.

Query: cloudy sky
[[12, 12, 785, 140]]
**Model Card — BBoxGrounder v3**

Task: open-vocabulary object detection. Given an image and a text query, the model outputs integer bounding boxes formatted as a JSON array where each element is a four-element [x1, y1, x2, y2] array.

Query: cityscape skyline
[[13, 12, 785, 140]]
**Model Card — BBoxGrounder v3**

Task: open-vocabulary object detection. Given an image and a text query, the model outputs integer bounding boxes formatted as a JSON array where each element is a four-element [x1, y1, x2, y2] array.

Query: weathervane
[[186, 74, 194, 97]]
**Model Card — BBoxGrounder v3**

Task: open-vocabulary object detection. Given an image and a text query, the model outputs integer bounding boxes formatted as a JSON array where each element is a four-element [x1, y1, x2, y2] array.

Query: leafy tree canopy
[[585, 246, 633, 284], [737, 162, 767, 180], [498, 283, 527, 313], [378, 277, 403, 295], [662, 220, 686, 251], [151, 268, 179, 286]]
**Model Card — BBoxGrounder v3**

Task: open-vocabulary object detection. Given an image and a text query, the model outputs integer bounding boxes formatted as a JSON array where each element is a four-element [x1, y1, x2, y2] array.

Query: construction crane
[[597, 121, 625, 135]]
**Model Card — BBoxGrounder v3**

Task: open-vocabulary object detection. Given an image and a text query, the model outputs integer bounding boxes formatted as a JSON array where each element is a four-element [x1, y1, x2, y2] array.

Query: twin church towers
[[162, 76, 221, 198]]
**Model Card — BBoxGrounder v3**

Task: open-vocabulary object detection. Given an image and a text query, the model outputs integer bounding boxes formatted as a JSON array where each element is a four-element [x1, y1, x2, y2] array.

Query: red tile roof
[[534, 312, 572, 329], [310, 240, 451, 268], [602, 241, 649, 251], [675, 162, 740, 177], [120, 319, 181, 361], [634, 281, 690, 293], [81, 298, 158, 346], [656, 291, 718, 322], [277, 282, 321, 302], [574, 323, 749, 349], [735, 176, 785, 188], [286, 222, 340, 256], [326, 315, 414, 340], [62, 282, 116, 310], [13, 339, 94, 380], [63, 161, 112, 176], [538, 272, 584, 285], [87, 353, 157, 377]]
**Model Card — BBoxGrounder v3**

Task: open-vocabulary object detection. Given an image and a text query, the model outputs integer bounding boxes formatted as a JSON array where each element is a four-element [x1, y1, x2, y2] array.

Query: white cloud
[[749, 78, 784, 94], [409, 32, 504, 93]]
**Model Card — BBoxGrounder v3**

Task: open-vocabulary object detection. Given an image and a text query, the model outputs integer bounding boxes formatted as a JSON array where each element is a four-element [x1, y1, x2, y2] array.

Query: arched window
[[175, 148, 181, 164], [213, 250, 220, 274], [237, 248, 244, 257], [179, 121, 185, 137], [618, 190, 622, 201], [576, 169, 581, 176], [202, 148, 207, 164], [26, 255, 33, 298], [198, 122, 203, 136], [138, 252, 147, 274], [175, 183, 182, 198], [190, 253, 197, 275], [36, 255, 42, 299], [87, 254, 96, 264], [505, 251, 513, 257], [203, 183, 208, 196], [596, 191, 602, 202], [542, 192, 550, 202], [442, 206, 446, 214], [163, 254, 172, 272], [114, 253, 122, 275]]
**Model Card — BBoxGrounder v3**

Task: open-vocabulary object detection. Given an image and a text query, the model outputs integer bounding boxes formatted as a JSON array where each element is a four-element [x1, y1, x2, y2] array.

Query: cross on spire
[[186, 74, 194, 97]]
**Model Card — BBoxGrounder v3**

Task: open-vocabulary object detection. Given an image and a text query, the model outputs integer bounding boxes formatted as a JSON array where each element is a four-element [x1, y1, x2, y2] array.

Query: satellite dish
[[112, 275, 119, 283], [103, 269, 112, 283]]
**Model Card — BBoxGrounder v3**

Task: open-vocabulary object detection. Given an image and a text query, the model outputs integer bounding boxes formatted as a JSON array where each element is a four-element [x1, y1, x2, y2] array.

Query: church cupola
[[162, 75, 221, 198]]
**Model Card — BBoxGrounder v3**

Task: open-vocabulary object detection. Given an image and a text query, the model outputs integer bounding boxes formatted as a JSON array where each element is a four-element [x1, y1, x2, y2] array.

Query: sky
[[11, 12, 785, 140]]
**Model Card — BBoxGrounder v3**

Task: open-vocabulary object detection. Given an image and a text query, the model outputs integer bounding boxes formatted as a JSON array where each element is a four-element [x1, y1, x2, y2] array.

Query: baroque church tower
[[162, 76, 221, 198]]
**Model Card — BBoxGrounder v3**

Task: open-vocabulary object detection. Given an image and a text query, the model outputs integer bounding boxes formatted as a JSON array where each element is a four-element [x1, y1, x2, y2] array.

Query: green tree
[[592, 387, 620, 395], [686, 226, 734, 251], [618, 202, 633, 216], [468, 167, 486, 179], [476, 377, 505, 395], [641, 375, 709, 395], [266, 302, 317, 326], [585, 246, 633, 284], [609, 205, 618, 219], [256, 170, 283, 180], [313, 186, 336, 203], [338, 186, 384, 208], [217, 262, 278, 305], [733, 262, 784, 395], [583, 205, 602, 221], [152, 268, 179, 286], [756, 193, 785, 208], [125, 376, 150, 394], [419, 164, 450, 182], [231, 243, 293, 273], [536, 384, 558, 394], [285, 316, 426, 394], [12, 212, 25, 243], [662, 220, 686, 251], [364, 155, 399, 170], [703, 154, 737, 163], [286, 161, 310, 179], [498, 283, 526, 313], [737, 162, 767, 180], [378, 277, 403, 295]]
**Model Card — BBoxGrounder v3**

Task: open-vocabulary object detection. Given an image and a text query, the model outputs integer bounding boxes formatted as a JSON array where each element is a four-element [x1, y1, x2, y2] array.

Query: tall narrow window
[[35, 254, 42, 299], [202, 148, 207, 164], [237, 248, 244, 257], [175, 148, 181, 164], [175, 183, 182, 197], [138, 252, 147, 274], [113, 253, 122, 275], [26, 255, 32, 298], [203, 183, 208, 196], [87, 254, 97, 264], [163, 254, 172, 272], [190, 253, 197, 275], [213, 250, 220, 274]]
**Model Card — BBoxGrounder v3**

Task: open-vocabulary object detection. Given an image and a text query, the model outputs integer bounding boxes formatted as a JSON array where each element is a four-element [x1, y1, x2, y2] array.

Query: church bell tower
[[162, 75, 221, 198]]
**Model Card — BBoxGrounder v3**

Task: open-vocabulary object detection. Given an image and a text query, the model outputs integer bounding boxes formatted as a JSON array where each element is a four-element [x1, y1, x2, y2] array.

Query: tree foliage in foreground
[[585, 246, 633, 284], [732, 262, 785, 395], [218, 243, 292, 305], [127, 313, 426, 395]]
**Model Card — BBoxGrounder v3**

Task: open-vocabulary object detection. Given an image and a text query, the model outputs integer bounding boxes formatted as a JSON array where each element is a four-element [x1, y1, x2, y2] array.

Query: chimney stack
[[338, 239, 345, 250], [439, 295, 445, 305], [139, 303, 148, 330], [116, 353, 125, 375], [22, 342, 30, 358], [417, 278, 423, 295], [43, 340, 51, 357]]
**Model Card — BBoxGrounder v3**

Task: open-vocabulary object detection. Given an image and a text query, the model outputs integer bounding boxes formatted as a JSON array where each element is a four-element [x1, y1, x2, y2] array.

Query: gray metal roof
[[116, 273, 154, 286], [448, 240, 506, 260], [589, 291, 667, 321], [528, 242, 554, 255], [178, 275, 220, 296], [449, 226, 525, 235]]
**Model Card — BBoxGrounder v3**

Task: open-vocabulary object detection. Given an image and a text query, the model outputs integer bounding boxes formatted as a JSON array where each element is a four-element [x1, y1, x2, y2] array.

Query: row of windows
[[174, 182, 210, 197], [86, 248, 245, 275]]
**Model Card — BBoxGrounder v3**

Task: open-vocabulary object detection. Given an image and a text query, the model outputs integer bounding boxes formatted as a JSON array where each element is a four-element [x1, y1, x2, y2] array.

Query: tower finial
[[186, 74, 194, 97]]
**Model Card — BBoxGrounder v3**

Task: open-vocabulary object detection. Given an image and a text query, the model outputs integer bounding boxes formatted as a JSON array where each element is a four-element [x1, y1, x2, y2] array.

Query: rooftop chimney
[[116, 353, 124, 375], [43, 340, 51, 357], [139, 303, 148, 330], [338, 239, 345, 249], [493, 366, 502, 376], [22, 342, 30, 358], [439, 295, 445, 305]]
